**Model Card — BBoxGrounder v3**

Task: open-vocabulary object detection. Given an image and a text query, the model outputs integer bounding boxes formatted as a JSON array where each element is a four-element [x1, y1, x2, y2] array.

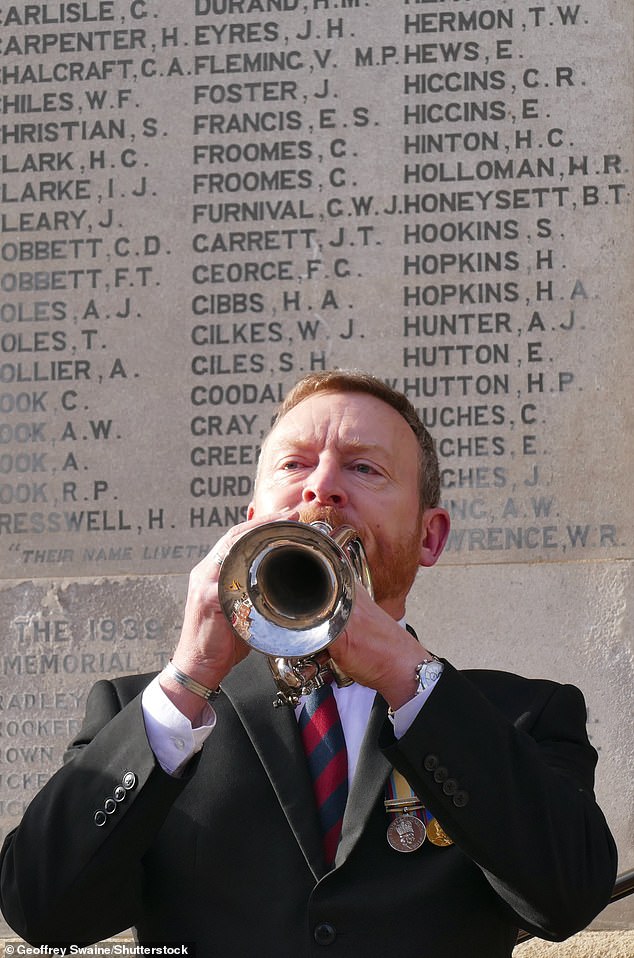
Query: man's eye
[[280, 460, 301, 471], [354, 462, 374, 474]]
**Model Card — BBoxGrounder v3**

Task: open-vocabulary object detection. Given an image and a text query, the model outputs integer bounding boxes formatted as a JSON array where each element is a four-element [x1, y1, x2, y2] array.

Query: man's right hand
[[159, 509, 297, 722]]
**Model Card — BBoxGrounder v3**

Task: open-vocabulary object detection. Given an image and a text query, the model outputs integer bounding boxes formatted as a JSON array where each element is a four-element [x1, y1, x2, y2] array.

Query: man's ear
[[419, 508, 450, 567]]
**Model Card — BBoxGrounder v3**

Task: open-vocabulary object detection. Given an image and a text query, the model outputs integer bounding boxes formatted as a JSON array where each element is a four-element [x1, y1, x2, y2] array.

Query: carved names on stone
[[0, 0, 630, 576]]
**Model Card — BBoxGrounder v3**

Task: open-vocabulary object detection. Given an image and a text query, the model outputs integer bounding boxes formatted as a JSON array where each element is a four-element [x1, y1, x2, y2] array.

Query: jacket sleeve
[[380, 662, 618, 941], [0, 678, 190, 945]]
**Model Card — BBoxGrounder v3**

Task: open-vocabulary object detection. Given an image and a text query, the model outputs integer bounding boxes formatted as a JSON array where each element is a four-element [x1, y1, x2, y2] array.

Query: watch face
[[420, 661, 443, 688]]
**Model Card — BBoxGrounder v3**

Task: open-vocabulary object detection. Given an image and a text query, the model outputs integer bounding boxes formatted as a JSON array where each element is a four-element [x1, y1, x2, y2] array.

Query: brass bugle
[[217, 519, 373, 706]]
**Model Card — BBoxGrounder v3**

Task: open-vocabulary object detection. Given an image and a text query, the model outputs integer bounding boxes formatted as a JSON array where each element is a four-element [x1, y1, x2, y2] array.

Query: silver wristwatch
[[414, 656, 444, 693]]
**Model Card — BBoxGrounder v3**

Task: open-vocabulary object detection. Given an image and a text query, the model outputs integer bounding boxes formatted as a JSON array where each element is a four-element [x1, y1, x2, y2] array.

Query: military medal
[[386, 812, 426, 852], [426, 816, 454, 847], [384, 769, 426, 853], [385, 769, 454, 851]]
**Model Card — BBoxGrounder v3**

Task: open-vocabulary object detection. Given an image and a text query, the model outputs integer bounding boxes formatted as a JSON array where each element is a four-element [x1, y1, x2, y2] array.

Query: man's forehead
[[265, 390, 408, 454]]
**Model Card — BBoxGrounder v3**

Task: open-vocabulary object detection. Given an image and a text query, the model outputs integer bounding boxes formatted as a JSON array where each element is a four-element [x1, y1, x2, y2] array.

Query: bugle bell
[[217, 519, 373, 706]]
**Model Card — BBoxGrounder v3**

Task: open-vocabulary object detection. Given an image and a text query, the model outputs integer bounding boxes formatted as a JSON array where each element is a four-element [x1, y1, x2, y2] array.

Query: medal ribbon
[[384, 768, 426, 822]]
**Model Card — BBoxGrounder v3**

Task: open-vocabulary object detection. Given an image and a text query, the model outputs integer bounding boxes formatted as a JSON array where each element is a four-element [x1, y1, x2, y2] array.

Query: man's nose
[[301, 461, 347, 507]]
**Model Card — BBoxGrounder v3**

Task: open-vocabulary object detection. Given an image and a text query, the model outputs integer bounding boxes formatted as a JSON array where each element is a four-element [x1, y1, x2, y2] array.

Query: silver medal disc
[[387, 813, 426, 852]]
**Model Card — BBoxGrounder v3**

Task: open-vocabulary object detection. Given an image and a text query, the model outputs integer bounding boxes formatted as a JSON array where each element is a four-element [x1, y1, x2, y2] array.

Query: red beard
[[297, 505, 422, 604]]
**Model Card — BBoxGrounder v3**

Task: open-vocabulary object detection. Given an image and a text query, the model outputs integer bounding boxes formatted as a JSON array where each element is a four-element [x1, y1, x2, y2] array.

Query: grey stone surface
[[514, 931, 634, 958], [0, 1, 631, 575], [0, 0, 632, 942]]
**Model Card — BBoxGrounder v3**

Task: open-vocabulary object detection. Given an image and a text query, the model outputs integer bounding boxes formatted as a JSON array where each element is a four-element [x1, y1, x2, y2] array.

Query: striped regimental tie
[[299, 675, 349, 868]]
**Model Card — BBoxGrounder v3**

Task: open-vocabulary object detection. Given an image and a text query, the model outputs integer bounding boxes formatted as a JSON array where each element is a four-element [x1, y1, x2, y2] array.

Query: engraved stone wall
[[0, 0, 632, 936]]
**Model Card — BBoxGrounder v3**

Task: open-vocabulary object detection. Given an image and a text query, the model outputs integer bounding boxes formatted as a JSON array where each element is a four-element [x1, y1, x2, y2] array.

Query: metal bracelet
[[163, 661, 221, 702]]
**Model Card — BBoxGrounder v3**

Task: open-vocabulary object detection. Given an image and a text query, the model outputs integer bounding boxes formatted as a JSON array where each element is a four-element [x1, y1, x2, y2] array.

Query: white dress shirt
[[142, 622, 440, 778]]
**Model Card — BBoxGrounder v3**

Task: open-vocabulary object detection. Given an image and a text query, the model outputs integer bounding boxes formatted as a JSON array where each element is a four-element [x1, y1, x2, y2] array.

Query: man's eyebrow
[[339, 438, 391, 456], [270, 435, 393, 459], [267, 437, 314, 454]]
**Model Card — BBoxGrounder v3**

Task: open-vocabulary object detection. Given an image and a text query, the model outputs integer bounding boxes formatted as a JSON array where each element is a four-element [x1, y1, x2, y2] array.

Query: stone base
[[514, 931, 634, 957]]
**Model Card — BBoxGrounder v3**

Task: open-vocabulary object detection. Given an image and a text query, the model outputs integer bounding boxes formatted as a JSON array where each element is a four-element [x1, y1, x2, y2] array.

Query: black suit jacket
[[0, 655, 617, 957]]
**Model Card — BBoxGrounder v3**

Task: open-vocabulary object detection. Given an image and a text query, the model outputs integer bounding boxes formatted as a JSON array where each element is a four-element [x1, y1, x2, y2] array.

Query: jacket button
[[453, 790, 469, 807], [314, 923, 337, 945], [104, 798, 117, 815], [94, 810, 107, 827], [423, 754, 439, 772], [122, 771, 137, 790], [433, 765, 449, 784], [442, 778, 458, 796], [114, 786, 126, 802]]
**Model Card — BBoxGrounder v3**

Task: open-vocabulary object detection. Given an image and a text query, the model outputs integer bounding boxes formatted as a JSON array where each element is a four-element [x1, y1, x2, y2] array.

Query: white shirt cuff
[[390, 678, 438, 739], [142, 674, 216, 777]]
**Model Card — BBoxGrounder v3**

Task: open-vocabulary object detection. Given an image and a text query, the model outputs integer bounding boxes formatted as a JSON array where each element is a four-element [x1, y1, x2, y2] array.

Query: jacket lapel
[[221, 655, 326, 878], [335, 624, 419, 865], [222, 657, 393, 876], [335, 693, 392, 866]]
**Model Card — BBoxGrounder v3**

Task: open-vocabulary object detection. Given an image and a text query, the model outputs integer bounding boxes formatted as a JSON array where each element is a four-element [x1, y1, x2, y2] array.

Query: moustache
[[297, 504, 350, 531]]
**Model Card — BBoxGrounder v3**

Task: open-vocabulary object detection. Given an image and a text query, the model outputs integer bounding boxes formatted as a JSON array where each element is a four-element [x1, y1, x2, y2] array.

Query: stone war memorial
[[0, 0, 632, 947]]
